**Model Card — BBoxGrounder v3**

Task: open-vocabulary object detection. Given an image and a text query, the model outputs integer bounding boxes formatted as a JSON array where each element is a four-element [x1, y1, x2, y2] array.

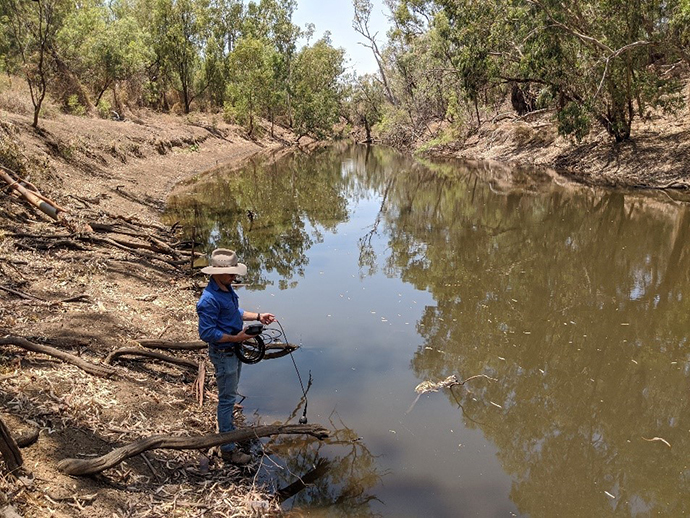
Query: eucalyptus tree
[[0, 0, 70, 127], [57, 0, 152, 110], [226, 36, 275, 136], [152, 0, 210, 113], [353, 0, 396, 105], [203, 0, 244, 106], [346, 73, 386, 142], [242, 0, 301, 125], [384, 0, 685, 142], [291, 36, 346, 142]]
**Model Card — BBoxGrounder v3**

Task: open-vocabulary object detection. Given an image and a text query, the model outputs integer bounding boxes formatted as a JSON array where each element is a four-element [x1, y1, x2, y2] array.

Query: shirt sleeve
[[197, 296, 224, 344]]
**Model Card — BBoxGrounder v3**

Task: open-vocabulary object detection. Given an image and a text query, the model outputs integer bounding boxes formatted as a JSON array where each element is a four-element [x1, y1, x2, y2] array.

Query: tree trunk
[[0, 336, 116, 378], [0, 416, 22, 473]]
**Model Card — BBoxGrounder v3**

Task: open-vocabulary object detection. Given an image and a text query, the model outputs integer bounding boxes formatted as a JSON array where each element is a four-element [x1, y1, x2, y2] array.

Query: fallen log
[[1, 168, 62, 221], [138, 339, 206, 351], [263, 342, 298, 360], [105, 347, 198, 370], [57, 424, 330, 476], [0, 335, 116, 378]]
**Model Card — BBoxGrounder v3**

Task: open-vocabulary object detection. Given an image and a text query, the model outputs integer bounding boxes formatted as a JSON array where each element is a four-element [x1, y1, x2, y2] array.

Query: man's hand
[[259, 313, 275, 325]]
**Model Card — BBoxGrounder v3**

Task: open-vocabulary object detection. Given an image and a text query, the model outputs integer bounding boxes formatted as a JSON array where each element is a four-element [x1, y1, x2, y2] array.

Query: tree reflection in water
[[163, 148, 352, 288], [262, 413, 383, 516], [166, 144, 690, 515], [354, 154, 690, 516]]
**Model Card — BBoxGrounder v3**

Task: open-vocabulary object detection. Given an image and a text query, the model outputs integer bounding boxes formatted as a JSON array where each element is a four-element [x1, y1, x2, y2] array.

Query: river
[[165, 143, 690, 517]]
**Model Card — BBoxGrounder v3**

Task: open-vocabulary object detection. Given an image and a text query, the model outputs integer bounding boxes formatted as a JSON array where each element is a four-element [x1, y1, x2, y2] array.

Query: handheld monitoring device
[[235, 324, 266, 364], [234, 321, 310, 424]]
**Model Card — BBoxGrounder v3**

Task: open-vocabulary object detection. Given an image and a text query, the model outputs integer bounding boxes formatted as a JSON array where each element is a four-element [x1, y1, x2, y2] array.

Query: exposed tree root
[[105, 347, 198, 370], [57, 424, 330, 476], [0, 335, 116, 378]]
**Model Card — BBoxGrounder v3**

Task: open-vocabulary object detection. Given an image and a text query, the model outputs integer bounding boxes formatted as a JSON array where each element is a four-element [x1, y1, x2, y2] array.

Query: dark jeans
[[209, 345, 242, 453]]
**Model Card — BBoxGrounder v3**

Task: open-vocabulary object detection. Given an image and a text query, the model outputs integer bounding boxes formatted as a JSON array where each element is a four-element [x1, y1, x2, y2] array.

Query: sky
[[291, 0, 391, 76]]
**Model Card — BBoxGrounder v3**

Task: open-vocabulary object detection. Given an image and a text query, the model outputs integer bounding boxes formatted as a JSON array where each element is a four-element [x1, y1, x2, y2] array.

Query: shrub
[[96, 98, 112, 119], [67, 94, 86, 116]]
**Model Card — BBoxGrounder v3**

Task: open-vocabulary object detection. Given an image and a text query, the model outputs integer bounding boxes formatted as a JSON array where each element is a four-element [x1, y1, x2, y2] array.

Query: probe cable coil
[[235, 320, 310, 424]]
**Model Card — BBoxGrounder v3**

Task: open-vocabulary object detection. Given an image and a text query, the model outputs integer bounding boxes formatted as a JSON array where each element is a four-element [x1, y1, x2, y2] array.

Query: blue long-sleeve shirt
[[196, 279, 245, 347]]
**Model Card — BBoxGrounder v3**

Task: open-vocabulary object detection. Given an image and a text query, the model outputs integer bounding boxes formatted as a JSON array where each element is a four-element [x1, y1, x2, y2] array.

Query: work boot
[[221, 450, 252, 466]]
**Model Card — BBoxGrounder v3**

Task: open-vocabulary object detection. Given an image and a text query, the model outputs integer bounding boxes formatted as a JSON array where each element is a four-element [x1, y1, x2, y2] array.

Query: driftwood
[[0, 416, 22, 473], [1, 167, 64, 221], [0, 335, 115, 378], [1, 166, 91, 233], [138, 339, 207, 351], [406, 374, 498, 414], [105, 347, 198, 370], [57, 424, 330, 476], [263, 342, 298, 360]]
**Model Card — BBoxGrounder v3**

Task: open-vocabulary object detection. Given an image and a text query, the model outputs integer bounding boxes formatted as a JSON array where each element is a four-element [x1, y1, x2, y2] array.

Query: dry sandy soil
[[0, 88, 305, 517], [1, 76, 689, 518]]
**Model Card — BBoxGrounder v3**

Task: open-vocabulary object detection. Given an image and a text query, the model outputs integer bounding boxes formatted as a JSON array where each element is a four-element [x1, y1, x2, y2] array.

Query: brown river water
[[165, 143, 690, 517]]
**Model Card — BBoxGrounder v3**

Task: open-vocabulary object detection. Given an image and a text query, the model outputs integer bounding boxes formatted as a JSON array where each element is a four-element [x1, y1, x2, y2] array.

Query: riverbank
[[415, 83, 690, 190], [0, 100, 299, 516], [1, 76, 689, 517]]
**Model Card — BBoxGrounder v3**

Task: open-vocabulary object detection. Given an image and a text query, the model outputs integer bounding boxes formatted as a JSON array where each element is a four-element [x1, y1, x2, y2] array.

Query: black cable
[[275, 319, 309, 424]]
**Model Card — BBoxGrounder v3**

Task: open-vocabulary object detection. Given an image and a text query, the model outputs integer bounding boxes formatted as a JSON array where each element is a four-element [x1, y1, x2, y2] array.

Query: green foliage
[[226, 36, 275, 136], [96, 98, 112, 119], [291, 37, 345, 140], [66, 94, 86, 115], [556, 101, 591, 142], [379, 0, 688, 143], [0, 0, 71, 127]]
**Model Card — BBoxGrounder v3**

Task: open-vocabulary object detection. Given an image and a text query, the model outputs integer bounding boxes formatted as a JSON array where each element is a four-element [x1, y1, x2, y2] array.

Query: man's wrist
[[257, 313, 261, 322]]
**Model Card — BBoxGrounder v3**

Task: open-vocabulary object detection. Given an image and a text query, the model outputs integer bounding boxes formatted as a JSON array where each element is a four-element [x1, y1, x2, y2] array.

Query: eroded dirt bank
[[419, 85, 690, 190], [0, 107, 301, 517]]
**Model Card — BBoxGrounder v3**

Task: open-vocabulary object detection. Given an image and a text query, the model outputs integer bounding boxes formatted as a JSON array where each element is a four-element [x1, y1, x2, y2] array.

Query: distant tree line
[[0, 0, 345, 140], [2, 0, 688, 144], [349, 0, 690, 144]]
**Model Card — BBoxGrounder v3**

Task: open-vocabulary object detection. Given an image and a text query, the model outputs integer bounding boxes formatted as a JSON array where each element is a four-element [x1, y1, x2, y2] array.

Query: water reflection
[[360, 155, 690, 516], [266, 416, 383, 516], [165, 148, 352, 287], [166, 144, 690, 516]]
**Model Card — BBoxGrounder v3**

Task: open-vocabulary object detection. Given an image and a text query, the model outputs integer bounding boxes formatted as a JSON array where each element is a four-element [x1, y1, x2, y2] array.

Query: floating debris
[[642, 436, 671, 448], [414, 375, 459, 394]]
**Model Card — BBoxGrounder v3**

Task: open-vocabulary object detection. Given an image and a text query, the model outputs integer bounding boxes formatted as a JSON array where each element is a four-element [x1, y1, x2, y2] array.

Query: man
[[197, 248, 275, 465]]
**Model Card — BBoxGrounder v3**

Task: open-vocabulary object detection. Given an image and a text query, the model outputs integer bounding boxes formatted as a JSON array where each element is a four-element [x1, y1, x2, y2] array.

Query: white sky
[[292, 0, 391, 76]]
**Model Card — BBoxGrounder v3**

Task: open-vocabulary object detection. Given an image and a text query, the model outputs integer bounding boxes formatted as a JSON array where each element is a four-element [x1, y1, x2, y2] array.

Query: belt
[[210, 344, 235, 356]]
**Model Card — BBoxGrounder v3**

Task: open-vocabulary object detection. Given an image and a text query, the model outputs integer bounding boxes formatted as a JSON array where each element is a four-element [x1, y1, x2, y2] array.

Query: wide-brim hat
[[200, 248, 247, 276]]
